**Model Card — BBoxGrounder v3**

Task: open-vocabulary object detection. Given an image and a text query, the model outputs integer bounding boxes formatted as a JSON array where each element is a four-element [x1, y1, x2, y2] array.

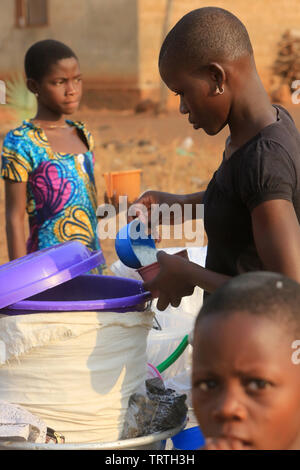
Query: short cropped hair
[[159, 7, 253, 70], [25, 39, 77, 82], [196, 272, 300, 336]]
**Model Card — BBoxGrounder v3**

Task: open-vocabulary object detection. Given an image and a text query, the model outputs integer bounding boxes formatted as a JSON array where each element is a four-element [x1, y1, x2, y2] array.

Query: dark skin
[[192, 313, 300, 450], [5, 57, 89, 260], [129, 54, 300, 310]]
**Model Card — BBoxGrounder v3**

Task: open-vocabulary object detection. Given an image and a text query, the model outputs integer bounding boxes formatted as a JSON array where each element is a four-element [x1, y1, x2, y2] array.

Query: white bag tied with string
[[0, 309, 154, 443]]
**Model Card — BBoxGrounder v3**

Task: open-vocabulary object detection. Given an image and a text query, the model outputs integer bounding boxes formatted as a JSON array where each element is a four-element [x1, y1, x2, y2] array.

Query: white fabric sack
[[0, 309, 153, 443], [0, 400, 47, 443]]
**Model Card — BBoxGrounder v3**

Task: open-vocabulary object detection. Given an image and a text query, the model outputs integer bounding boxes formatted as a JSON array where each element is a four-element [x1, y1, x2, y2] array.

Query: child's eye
[[197, 379, 218, 391], [246, 379, 271, 392]]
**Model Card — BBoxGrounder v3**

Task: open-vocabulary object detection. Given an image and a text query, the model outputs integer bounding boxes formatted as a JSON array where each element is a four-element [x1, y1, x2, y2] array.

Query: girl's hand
[[143, 251, 196, 310], [128, 191, 190, 241]]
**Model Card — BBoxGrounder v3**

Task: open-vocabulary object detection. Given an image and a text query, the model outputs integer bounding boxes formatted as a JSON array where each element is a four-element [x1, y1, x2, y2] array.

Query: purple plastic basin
[[3, 275, 151, 314], [0, 242, 105, 309]]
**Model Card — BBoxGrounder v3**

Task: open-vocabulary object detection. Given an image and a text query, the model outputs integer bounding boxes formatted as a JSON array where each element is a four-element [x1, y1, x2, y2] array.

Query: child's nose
[[179, 96, 189, 115], [212, 387, 247, 422], [66, 81, 76, 95]]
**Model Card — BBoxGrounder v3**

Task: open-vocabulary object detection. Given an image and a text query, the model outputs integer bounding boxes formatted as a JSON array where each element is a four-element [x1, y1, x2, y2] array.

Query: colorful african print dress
[[1, 120, 106, 272]]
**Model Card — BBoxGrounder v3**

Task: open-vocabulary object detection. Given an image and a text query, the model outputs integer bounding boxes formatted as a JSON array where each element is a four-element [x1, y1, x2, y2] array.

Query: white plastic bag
[[111, 246, 207, 397]]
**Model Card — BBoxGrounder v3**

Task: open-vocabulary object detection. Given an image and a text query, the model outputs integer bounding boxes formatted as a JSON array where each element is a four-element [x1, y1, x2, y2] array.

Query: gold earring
[[216, 86, 224, 95]]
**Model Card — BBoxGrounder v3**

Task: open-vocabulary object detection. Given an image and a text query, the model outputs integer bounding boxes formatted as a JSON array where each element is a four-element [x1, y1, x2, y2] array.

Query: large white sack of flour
[[0, 310, 153, 443]]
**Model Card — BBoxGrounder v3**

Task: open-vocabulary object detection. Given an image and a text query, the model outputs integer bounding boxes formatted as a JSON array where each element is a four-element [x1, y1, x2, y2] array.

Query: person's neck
[[227, 73, 277, 150], [32, 106, 67, 127]]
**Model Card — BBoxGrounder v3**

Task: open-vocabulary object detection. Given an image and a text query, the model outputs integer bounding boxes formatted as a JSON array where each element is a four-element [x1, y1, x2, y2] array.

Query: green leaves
[[6, 73, 37, 121]]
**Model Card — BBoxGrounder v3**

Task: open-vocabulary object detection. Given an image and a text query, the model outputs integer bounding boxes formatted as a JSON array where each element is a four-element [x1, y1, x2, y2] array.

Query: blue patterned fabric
[[1, 120, 105, 272]]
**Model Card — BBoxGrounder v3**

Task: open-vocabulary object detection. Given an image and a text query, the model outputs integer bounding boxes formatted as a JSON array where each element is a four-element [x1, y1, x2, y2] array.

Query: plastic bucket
[[171, 426, 205, 450], [103, 169, 142, 202], [0, 275, 154, 444], [4, 274, 151, 312]]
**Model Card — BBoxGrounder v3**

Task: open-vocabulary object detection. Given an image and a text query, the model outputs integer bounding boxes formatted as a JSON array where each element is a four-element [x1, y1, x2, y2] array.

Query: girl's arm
[[128, 190, 205, 226], [144, 198, 300, 310], [4, 179, 27, 260], [251, 199, 300, 283]]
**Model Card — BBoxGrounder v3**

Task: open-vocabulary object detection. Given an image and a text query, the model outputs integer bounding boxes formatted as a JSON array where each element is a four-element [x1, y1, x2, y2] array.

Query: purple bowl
[[4, 275, 151, 314], [0, 242, 105, 309]]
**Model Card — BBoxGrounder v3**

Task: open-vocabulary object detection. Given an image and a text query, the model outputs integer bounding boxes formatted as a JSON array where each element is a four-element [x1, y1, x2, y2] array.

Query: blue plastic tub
[[171, 426, 205, 450]]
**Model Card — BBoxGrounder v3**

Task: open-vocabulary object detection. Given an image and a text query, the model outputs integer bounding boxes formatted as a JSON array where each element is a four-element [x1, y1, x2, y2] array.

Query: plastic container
[[137, 249, 189, 298], [0, 242, 154, 444], [103, 169, 142, 203], [0, 241, 105, 309], [171, 426, 205, 450], [115, 219, 156, 269], [0, 421, 185, 450], [5, 274, 151, 313], [147, 362, 163, 381]]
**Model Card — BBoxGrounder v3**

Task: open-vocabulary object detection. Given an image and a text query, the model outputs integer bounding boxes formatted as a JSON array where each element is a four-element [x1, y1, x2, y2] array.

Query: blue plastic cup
[[115, 219, 156, 269], [171, 426, 205, 450]]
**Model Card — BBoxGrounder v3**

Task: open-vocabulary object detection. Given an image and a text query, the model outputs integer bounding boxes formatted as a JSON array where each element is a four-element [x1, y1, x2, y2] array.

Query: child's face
[[36, 57, 82, 115], [192, 312, 300, 450], [159, 60, 229, 136]]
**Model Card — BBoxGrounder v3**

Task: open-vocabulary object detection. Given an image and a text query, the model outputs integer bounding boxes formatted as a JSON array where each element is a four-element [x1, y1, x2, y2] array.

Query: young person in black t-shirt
[[130, 7, 300, 310], [192, 272, 300, 450]]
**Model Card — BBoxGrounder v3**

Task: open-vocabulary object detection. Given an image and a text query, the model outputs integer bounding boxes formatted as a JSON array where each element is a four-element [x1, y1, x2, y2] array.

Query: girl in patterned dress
[[1, 40, 106, 272]]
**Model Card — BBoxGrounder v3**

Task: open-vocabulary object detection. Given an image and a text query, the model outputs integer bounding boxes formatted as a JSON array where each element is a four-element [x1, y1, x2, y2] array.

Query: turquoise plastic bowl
[[115, 219, 156, 269]]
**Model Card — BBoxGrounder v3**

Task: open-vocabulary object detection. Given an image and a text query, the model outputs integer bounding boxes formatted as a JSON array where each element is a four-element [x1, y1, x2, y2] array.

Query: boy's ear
[[208, 63, 226, 91], [26, 78, 39, 95]]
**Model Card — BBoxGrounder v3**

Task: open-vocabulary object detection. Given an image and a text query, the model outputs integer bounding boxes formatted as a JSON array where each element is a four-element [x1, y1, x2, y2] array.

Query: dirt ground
[[1, 102, 300, 270]]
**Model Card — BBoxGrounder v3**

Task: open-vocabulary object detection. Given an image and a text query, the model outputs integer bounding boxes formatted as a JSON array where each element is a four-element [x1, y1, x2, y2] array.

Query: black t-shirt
[[203, 104, 300, 278]]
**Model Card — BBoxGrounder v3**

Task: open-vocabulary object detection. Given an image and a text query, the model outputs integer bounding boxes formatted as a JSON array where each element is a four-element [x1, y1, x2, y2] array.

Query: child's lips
[[219, 434, 253, 448], [64, 101, 79, 106]]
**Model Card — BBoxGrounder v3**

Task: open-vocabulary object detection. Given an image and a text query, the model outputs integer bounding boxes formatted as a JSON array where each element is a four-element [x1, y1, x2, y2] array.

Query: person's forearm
[[179, 192, 205, 220], [6, 218, 27, 260], [188, 261, 231, 293]]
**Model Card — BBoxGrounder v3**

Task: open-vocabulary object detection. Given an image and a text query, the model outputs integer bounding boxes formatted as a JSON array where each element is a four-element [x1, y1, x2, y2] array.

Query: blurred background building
[[0, 0, 299, 109]]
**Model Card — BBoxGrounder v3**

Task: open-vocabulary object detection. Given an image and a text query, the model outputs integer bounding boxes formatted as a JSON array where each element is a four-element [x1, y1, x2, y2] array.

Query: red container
[[137, 249, 189, 298]]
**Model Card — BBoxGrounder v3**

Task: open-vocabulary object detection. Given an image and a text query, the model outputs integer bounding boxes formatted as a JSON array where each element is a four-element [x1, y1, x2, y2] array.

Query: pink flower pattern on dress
[[29, 161, 76, 225]]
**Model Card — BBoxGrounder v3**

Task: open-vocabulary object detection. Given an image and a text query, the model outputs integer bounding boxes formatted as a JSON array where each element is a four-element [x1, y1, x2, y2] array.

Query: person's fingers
[[170, 297, 181, 308], [128, 202, 148, 225], [156, 250, 169, 263], [156, 292, 170, 311]]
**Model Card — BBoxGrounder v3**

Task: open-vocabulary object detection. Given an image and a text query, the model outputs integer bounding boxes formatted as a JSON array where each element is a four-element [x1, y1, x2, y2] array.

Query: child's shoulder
[[3, 121, 34, 145]]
